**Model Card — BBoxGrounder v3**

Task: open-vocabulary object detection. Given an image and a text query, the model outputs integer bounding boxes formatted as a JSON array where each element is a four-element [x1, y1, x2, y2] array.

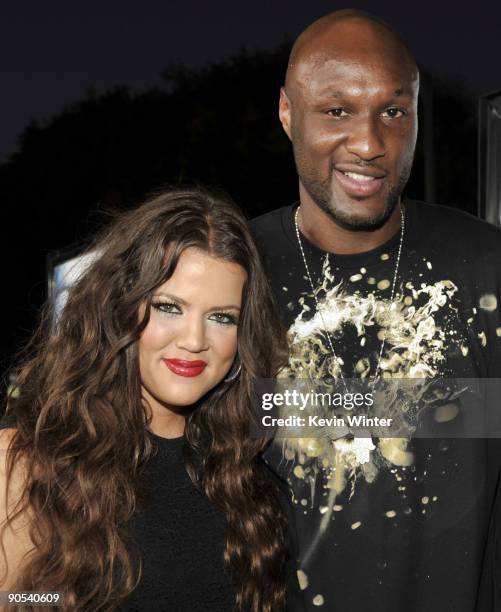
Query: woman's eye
[[209, 312, 238, 326], [151, 301, 182, 315]]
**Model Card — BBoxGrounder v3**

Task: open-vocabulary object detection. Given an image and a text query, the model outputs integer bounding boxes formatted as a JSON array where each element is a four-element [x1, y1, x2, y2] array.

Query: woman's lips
[[333, 168, 385, 198], [162, 358, 207, 377]]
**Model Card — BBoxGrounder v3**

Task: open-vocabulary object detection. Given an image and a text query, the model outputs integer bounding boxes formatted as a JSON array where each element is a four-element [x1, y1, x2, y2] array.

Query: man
[[251, 9, 501, 612]]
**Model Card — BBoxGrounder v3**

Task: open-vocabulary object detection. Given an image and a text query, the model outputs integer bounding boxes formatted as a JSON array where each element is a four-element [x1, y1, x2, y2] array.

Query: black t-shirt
[[251, 200, 501, 612]]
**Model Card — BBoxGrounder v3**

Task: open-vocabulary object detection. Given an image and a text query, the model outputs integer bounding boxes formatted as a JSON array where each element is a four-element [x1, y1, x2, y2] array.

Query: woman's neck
[[148, 407, 186, 439]]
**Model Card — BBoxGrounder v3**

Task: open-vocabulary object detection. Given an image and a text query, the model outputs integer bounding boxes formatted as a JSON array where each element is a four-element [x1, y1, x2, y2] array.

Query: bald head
[[278, 9, 420, 234], [285, 10, 419, 95]]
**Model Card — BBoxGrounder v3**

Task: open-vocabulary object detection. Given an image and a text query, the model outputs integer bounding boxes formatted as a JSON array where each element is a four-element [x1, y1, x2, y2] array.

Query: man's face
[[280, 52, 418, 230]]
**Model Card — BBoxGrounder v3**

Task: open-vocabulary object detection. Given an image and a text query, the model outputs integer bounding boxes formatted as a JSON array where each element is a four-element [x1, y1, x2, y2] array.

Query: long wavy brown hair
[[1, 187, 289, 611]]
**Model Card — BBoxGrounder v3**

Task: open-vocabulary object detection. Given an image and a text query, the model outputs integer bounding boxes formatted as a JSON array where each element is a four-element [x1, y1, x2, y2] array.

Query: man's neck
[[297, 197, 402, 255]]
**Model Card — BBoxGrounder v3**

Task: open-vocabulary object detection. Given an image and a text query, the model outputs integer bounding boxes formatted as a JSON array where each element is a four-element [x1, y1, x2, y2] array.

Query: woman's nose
[[175, 316, 208, 353]]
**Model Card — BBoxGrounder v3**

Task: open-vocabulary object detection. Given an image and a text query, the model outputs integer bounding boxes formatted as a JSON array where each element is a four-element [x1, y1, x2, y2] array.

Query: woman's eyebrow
[[207, 304, 241, 312], [153, 293, 241, 312], [153, 292, 187, 305]]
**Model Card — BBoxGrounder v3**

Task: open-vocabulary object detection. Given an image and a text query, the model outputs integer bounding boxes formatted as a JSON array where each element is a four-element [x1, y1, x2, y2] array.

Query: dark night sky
[[1, 0, 501, 164]]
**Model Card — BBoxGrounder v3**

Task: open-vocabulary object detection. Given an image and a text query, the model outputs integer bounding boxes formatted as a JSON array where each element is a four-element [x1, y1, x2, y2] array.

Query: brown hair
[[1, 187, 288, 611]]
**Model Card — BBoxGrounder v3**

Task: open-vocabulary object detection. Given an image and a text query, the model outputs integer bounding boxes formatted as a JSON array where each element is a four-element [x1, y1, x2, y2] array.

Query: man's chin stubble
[[328, 198, 399, 231], [310, 190, 400, 232], [299, 167, 405, 231]]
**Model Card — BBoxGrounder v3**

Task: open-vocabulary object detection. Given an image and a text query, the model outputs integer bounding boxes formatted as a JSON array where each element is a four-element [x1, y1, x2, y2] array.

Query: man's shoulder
[[415, 199, 493, 227], [411, 200, 501, 254], [249, 204, 295, 240], [248, 204, 298, 262]]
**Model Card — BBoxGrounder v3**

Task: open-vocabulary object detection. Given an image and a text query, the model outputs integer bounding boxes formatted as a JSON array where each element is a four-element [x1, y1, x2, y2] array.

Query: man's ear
[[279, 87, 292, 141]]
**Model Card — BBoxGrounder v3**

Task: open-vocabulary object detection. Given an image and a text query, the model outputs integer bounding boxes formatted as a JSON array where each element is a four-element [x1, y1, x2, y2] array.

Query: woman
[[0, 188, 293, 611]]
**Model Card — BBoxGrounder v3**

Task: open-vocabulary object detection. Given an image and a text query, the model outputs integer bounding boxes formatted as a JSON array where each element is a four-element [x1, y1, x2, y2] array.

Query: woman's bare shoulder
[[0, 428, 25, 484], [0, 427, 35, 590], [0, 427, 17, 445], [0, 427, 17, 451], [0, 428, 21, 480]]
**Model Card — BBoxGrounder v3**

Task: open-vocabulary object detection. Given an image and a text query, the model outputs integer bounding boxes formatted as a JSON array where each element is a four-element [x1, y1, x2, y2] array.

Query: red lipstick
[[162, 358, 207, 377]]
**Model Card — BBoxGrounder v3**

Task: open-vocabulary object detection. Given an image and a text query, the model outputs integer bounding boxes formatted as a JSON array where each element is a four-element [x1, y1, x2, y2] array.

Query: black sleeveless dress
[[0, 419, 304, 610], [120, 431, 235, 611]]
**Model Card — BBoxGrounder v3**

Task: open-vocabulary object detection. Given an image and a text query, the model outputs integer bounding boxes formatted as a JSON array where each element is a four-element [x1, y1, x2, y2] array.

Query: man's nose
[[175, 317, 208, 353], [345, 116, 386, 161]]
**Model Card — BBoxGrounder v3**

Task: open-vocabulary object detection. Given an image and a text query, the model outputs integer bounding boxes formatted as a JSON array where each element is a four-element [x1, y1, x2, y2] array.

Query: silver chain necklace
[[294, 204, 405, 388]]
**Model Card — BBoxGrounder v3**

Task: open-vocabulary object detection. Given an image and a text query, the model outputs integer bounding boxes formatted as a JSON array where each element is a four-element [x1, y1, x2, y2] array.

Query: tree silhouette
[[0, 43, 477, 376]]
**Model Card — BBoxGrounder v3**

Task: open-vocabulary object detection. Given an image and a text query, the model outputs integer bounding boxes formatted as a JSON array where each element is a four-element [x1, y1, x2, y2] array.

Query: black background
[[1, 0, 500, 379]]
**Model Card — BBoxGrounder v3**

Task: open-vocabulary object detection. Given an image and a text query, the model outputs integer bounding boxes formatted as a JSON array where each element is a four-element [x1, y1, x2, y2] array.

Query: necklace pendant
[[352, 436, 376, 464]]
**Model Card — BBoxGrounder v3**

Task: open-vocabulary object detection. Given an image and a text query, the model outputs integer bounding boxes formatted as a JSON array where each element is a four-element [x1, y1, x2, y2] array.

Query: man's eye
[[327, 108, 348, 118], [151, 301, 182, 315], [209, 312, 238, 326], [383, 108, 405, 119]]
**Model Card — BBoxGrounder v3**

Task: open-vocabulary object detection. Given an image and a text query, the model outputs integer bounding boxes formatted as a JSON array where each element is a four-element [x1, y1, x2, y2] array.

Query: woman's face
[[139, 247, 246, 417]]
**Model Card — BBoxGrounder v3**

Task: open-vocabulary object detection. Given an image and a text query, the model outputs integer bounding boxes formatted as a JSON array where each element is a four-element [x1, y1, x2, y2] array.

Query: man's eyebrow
[[321, 90, 345, 98], [316, 87, 413, 98], [391, 86, 416, 97]]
